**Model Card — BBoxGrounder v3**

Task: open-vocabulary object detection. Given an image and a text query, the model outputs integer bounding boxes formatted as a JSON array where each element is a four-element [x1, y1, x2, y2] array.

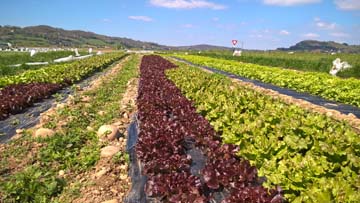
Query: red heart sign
[[232, 40, 238, 46]]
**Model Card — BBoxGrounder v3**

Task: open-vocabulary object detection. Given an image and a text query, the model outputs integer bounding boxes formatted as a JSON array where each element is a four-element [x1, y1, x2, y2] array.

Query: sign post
[[232, 39, 242, 56], [232, 40, 238, 48]]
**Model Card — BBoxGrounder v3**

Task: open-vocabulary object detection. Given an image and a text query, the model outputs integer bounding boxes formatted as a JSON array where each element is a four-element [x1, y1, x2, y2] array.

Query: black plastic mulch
[[0, 59, 124, 143], [171, 57, 360, 119]]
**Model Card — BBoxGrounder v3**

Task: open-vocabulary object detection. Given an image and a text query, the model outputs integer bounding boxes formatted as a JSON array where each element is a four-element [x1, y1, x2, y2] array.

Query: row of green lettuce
[[193, 51, 360, 78], [0, 52, 126, 88], [174, 55, 360, 108], [166, 61, 360, 202]]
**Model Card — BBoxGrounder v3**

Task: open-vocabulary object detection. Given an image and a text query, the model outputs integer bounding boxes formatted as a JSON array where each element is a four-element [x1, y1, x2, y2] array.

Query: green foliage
[[175, 54, 360, 107], [0, 166, 66, 203], [166, 63, 360, 202], [113, 151, 130, 164], [0, 51, 90, 76], [0, 53, 126, 88], [0, 51, 78, 66], [191, 51, 360, 78], [0, 55, 140, 202]]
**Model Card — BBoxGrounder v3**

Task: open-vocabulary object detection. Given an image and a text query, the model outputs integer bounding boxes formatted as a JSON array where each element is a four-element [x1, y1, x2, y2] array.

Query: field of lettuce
[[0, 52, 359, 203], [174, 54, 360, 107], [0, 53, 126, 120], [0, 51, 87, 76], [190, 51, 360, 78], [166, 59, 360, 202]]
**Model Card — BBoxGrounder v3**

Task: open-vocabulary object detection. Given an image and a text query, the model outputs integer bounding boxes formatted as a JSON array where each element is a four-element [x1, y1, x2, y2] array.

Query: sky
[[0, 0, 359, 49]]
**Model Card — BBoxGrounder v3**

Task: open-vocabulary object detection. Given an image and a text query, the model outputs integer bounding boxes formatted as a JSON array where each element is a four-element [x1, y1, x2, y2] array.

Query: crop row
[[0, 52, 126, 88], [0, 83, 63, 120], [0, 53, 126, 120], [0, 55, 140, 202], [166, 61, 360, 202], [0, 51, 84, 77], [194, 51, 360, 78], [0, 51, 82, 66], [136, 55, 281, 202], [174, 55, 360, 108]]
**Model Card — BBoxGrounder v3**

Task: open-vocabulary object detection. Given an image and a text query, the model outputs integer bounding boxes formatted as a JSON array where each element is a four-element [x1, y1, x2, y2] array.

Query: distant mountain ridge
[[0, 25, 230, 50], [278, 40, 360, 53]]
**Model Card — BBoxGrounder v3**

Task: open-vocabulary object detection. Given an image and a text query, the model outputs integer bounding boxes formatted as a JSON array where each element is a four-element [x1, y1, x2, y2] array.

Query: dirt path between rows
[[34, 55, 132, 130], [71, 77, 139, 203], [169, 57, 360, 132], [40, 56, 140, 203]]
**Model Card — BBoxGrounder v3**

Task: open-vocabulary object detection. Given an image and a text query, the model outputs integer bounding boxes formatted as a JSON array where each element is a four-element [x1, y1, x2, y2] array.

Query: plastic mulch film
[[124, 115, 230, 203], [0, 61, 121, 143], [171, 57, 360, 119], [125, 115, 148, 203]]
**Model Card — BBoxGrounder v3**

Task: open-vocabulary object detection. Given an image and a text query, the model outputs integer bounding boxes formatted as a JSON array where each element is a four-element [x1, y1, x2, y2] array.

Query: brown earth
[[71, 77, 138, 203]]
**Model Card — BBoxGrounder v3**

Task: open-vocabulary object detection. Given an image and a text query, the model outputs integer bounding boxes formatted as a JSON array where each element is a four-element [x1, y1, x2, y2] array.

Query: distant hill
[[278, 40, 360, 53], [0, 25, 230, 50]]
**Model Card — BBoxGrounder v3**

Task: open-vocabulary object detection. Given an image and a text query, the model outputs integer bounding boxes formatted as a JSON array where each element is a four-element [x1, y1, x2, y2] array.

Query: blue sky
[[0, 0, 359, 49]]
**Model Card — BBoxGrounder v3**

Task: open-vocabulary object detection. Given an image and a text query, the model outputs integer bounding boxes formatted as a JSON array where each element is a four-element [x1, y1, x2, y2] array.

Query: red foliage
[[136, 55, 283, 203], [0, 83, 62, 120]]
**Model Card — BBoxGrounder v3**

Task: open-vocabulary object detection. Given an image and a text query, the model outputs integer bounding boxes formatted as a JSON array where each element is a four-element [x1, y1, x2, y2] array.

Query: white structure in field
[[54, 55, 74, 63], [9, 64, 22, 67], [54, 54, 93, 63], [126, 50, 154, 54], [288, 51, 294, 54], [88, 48, 93, 54], [74, 48, 80, 57], [74, 54, 92, 60], [30, 49, 37, 57], [25, 62, 49, 66], [96, 51, 103, 55], [329, 58, 352, 76], [233, 50, 242, 56]]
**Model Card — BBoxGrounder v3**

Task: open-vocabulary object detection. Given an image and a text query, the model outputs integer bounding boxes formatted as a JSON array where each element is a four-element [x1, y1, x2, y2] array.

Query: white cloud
[[182, 24, 194, 28], [303, 33, 320, 38], [128, 16, 153, 22], [250, 34, 264, 38], [316, 22, 337, 29], [149, 0, 226, 10], [279, 30, 290, 35], [314, 18, 337, 30], [102, 18, 111, 23], [212, 17, 219, 22], [334, 0, 360, 10], [330, 32, 350, 37], [263, 0, 321, 6]]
